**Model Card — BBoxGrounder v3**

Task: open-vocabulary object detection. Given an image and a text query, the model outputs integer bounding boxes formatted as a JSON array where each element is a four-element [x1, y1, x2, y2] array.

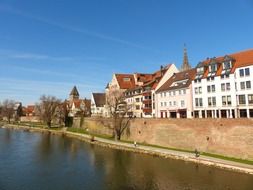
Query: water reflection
[[1, 128, 253, 190]]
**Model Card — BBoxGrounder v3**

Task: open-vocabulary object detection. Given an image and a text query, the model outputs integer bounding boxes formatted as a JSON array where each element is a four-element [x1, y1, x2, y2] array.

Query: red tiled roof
[[26, 105, 35, 114], [70, 99, 91, 109], [200, 49, 253, 78], [144, 64, 172, 90], [115, 74, 136, 89], [156, 68, 196, 92]]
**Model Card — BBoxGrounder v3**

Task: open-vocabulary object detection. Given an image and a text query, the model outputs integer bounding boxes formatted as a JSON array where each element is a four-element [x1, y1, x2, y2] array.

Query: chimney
[[160, 65, 164, 76]]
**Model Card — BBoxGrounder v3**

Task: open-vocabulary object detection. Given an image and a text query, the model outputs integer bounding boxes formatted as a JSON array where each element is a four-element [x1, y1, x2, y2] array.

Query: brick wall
[[75, 117, 253, 160]]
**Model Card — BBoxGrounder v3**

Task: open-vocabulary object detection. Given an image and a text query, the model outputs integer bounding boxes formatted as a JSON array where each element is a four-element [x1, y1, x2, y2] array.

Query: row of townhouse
[[91, 48, 253, 119], [156, 49, 253, 119]]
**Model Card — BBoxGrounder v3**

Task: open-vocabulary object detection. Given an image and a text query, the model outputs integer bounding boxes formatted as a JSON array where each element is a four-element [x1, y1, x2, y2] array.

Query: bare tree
[[106, 89, 132, 141], [36, 95, 61, 128], [0, 99, 15, 123], [59, 100, 72, 127]]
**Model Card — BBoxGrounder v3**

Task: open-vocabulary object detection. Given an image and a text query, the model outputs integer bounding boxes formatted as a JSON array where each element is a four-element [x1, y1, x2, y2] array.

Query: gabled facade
[[192, 49, 253, 118], [124, 64, 178, 118], [66, 86, 91, 117], [91, 93, 106, 117], [156, 68, 196, 118]]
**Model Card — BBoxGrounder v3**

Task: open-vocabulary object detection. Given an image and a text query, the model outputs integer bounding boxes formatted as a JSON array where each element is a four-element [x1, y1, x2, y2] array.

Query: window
[[197, 67, 204, 73], [164, 102, 167, 106], [199, 98, 203, 106], [212, 97, 216, 106], [211, 85, 215, 92], [181, 100, 185, 107], [195, 98, 203, 107], [222, 95, 231, 106], [209, 64, 217, 72], [195, 98, 199, 107], [227, 96, 231, 105], [221, 74, 230, 79], [246, 81, 251, 89], [136, 105, 140, 110], [208, 97, 216, 106], [169, 101, 172, 106], [173, 101, 177, 106], [222, 96, 226, 105], [226, 83, 230, 91], [164, 92, 166, 97], [179, 90, 181, 95], [123, 77, 130, 81], [239, 69, 244, 77], [160, 93, 163, 98], [207, 85, 215, 93], [195, 87, 198, 94], [208, 97, 212, 106], [173, 91, 176, 96], [241, 82, 245, 90], [199, 87, 202, 94], [245, 68, 250, 76], [223, 61, 231, 70], [239, 95, 246, 105], [221, 83, 225, 91], [161, 102, 163, 107], [183, 89, 186, 94], [248, 94, 253, 104], [135, 98, 140, 102]]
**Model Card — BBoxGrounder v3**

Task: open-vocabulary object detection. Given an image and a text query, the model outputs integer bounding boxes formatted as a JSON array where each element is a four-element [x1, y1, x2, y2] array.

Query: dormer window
[[197, 66, 204, 74], [208, 58, 218, 73], [123, 77, 130, 82], [209, 64, 217, 73], [223, 61, 232, 70]]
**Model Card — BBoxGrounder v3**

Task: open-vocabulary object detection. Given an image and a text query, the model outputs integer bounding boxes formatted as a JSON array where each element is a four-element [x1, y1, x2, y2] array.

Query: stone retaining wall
[[74, 117, 253, 160]]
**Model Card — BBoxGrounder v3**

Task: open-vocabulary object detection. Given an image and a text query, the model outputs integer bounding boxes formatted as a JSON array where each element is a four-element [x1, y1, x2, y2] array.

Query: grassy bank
[[67, 127, 253, 166]]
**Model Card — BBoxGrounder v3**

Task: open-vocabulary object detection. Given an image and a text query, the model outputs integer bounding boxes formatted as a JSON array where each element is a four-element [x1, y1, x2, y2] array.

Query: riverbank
[[2, 123, 253, 175]]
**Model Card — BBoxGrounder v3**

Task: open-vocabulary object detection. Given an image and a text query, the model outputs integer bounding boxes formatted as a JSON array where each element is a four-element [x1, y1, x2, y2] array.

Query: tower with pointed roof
[[69, 86, 79, 101], [180, 44, 191, 71]]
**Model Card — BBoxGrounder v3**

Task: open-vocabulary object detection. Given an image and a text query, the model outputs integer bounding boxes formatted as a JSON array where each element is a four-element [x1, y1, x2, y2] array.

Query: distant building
[[66, 86, 91, 117], [13, 102, 23, 120], [26, 105, 36, 117], [180, 44, 192, 71], [91, 93, 106, 117]]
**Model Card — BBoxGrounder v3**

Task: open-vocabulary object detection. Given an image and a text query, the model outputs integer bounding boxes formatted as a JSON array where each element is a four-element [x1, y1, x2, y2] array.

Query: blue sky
[[0, 0, 253, 105]]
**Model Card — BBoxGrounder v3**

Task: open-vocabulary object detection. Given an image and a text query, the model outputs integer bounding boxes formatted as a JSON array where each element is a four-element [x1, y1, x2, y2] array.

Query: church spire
[[69, 86, 79, 101], [181, 44, 191, 71]]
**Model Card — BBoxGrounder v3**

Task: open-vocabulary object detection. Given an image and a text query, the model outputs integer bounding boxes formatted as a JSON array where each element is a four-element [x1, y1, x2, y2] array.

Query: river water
[[0, 128, 253, 190]]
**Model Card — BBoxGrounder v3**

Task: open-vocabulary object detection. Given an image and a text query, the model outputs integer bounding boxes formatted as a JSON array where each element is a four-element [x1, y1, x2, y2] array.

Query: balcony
[[143, 91, 152, 96], [143, 99, 152, 104], [142, 107, 152, 113]]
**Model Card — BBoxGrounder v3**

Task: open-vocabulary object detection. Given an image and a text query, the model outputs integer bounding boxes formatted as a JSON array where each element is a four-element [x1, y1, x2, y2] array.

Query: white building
[[192, 49, 253, 118], [156, 68, 196, 118], [91, 93, 106, 117]]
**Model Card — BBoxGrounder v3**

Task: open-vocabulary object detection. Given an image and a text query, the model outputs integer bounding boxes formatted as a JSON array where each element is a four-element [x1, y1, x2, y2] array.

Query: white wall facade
[[156, 87, 193, 118], [91, 94, 105, 117], [192, 74, 237, 118], [234, 65, 253, 118]]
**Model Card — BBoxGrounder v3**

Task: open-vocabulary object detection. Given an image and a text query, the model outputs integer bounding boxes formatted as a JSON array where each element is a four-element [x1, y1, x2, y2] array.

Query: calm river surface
[[1, 128, 253, 190]]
